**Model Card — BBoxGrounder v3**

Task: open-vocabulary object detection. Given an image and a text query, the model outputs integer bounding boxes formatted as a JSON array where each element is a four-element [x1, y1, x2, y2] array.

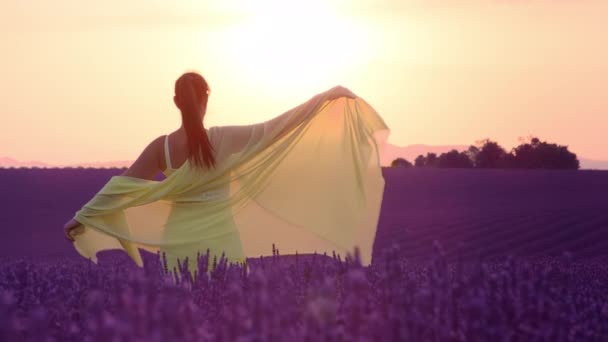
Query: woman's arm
[[221, 86, 356, 155], [65, 136, 163, 241], [63, 218, 83, 241], [120, 136, 164, 180]]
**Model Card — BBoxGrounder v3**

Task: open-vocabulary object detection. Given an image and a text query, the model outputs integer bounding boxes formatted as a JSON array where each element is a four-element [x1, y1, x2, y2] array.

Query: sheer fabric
[[70, 87, 390, 278]]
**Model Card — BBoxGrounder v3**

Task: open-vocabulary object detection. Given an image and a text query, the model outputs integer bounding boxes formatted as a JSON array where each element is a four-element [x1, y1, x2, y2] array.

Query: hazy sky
[[1, 0, 607, 165]]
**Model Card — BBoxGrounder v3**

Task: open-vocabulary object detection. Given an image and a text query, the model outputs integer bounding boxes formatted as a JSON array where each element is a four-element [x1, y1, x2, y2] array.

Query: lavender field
[[1, 168, 607, 340]]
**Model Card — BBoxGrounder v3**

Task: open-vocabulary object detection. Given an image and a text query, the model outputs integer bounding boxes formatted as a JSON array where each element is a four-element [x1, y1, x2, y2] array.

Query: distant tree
[[437, 149, 474, 168], [414, 155, 426, 167], [465, 145, 480, 167], [391, 158, 413, 168], [475, 139, 508, 168], [502, 153, 517, 169], [409, 137, 579, 170], [510, 137, 579, 169], [425, 153, 438, 167]]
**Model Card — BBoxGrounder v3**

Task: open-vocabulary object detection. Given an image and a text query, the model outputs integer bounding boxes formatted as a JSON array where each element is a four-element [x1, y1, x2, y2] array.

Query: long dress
[[69, 87, 390, 280], [160, 135, 245, 275]]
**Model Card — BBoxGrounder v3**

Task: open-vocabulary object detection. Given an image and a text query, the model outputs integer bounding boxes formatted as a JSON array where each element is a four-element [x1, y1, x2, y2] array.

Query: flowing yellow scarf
[[70, 88, 389, 278]]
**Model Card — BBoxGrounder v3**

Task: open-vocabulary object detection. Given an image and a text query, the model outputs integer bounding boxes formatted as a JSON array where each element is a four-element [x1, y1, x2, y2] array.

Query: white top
[[163, 135, 177, 177], [162, 133, 229, 200], [164, 134, 173, 170]]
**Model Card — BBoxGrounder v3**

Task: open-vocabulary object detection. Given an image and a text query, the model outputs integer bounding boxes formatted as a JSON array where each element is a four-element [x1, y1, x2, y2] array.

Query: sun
[[214, 0, 370, 92]]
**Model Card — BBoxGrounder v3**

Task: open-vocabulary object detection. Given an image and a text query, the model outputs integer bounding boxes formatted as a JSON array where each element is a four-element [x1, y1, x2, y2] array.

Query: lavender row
[[1, 242, 607, 341]]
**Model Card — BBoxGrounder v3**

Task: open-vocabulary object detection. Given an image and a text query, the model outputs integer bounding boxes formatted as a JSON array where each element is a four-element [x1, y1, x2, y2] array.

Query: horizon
[[2, 141, 608, 170], [1, 0, 607, 164]]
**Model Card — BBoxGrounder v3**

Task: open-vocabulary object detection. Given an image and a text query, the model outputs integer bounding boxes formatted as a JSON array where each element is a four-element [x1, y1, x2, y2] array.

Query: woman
[[63, 71, 389, 278]]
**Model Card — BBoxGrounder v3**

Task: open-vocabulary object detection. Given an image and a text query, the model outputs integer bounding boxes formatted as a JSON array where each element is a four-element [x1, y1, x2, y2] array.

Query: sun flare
[[213, 0, 370, 92]]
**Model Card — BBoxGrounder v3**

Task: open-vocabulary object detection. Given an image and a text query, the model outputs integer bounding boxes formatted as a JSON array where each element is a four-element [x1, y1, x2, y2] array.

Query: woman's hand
[[326, 85, 357, 101], [63, 218, 83, 242]]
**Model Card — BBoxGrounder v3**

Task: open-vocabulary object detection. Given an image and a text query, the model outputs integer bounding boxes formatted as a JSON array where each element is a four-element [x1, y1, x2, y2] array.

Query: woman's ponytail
[[175, 72, 216, 170]]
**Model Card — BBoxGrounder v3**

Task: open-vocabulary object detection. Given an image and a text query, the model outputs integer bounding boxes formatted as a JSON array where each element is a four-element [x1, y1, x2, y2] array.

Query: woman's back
[[161, 132, 187, 176], [160, 128, 244, 273], [161, 129, 231, 200], [161, 129, 219, 175]]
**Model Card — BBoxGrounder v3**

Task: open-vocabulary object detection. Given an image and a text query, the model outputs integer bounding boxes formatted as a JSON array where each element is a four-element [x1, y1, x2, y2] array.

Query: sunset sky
[[1, 0, 607, 165]]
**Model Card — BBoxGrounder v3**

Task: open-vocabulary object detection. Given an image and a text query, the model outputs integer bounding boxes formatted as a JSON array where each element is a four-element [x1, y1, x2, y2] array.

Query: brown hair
[[174, 72, 216, 169]]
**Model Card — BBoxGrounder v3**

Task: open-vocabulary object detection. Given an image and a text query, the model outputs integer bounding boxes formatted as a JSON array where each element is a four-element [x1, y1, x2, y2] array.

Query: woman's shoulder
[[151, 135, 168, 151], [142, 135, 166, 155]]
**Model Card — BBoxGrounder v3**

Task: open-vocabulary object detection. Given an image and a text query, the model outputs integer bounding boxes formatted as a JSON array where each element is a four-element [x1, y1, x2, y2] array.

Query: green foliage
[[510, 137, 579, 169], [414, 153, 438, 167], [474, 139, 509, 168], [414, 155, 426, 167], [413, 137, 579, 170], [391, 158, 413, 168], [437, 150, 474, 168]]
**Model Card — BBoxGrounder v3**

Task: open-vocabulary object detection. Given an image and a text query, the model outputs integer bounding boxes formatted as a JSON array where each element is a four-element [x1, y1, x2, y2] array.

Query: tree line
[[391, 137, 580, 170]]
